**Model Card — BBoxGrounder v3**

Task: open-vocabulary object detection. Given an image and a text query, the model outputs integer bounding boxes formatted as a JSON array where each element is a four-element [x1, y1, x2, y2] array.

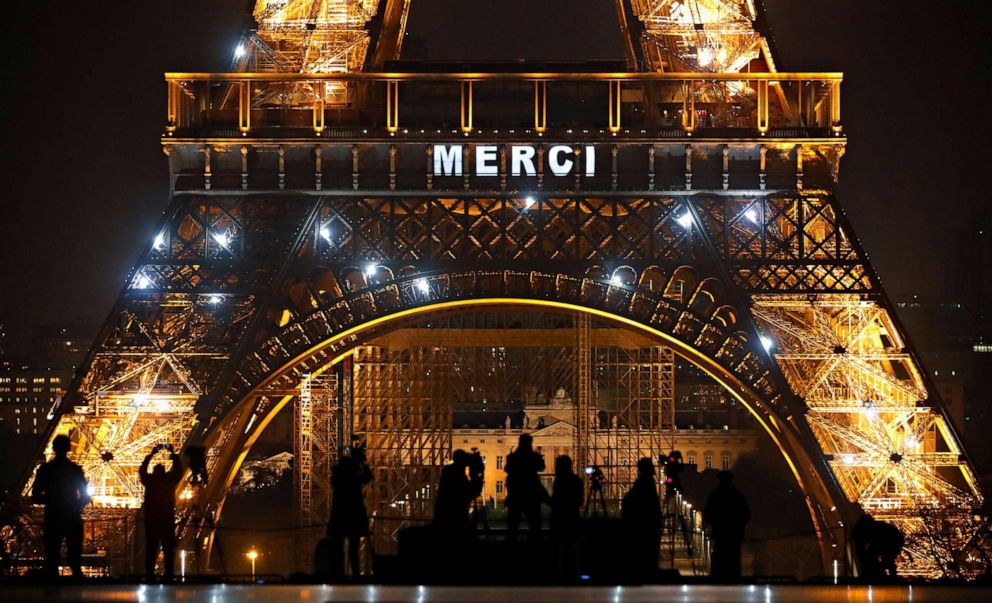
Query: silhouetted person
[[852, 513, 904, 581], [32, 434, 89, 578], [504, 434, 547, 537], [327, 445, 373, 578], [434, 449, 484, 535], [550, 455, 583, 579], [184, 445, 209, 487], [621, 457, 662, 580], [139, 444, 183, 580], [703, 470, 750, 582]]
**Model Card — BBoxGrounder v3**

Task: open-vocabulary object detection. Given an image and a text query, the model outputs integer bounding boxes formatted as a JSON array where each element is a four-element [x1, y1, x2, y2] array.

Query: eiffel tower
[[12, 0, 986, 579]]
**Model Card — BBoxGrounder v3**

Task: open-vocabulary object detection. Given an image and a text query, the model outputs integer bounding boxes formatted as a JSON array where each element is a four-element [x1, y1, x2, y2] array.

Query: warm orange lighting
[[247, 548, 258, 578]]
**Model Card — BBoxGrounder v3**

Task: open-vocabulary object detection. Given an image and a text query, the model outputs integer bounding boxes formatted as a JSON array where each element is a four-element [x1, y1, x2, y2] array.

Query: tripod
[[471, 496, 491, 535], [661, 488, 697, 573], [584, 477, 608, 518]]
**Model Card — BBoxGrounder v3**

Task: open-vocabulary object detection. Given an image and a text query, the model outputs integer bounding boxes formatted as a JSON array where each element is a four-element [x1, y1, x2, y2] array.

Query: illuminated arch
[[186, 274, 850, 571]]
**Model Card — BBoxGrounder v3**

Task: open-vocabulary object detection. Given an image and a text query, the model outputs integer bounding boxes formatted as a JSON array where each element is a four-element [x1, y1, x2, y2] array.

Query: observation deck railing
[[164, 72, 843, 140]]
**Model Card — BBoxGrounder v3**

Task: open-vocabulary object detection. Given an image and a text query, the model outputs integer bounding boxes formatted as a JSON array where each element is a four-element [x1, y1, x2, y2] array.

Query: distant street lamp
[[247, 548, 258, 578]]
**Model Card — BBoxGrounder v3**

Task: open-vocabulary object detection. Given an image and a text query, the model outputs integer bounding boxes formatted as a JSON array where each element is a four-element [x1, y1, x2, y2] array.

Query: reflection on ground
[[0, 584, 981, 603]]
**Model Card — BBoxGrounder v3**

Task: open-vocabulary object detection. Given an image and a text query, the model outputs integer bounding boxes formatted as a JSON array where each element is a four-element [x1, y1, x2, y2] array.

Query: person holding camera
[[327, 444, 373, 579], [434, 449, 484, 535], [139, 443, 183, 580], [504, 433, 547, 538]]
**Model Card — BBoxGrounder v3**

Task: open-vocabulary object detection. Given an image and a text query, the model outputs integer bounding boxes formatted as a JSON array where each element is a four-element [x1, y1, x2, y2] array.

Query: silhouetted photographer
[[32, 434, 89, 578], [703, 470, 750, 582], [326, 442, 373, 579], [621, 457, 662, 581], [550, 455, 583, 579], [504, 434, 548, 538], [434, 449, 484, 535], [852, 513, 904, 581], [139, 443, 183, 580]]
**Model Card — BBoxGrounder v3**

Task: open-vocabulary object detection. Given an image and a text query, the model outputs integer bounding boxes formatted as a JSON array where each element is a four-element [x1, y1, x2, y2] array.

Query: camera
[[467, 447, 485, 477], [660, 450, 684, 494], [585, 465, 604, 491]]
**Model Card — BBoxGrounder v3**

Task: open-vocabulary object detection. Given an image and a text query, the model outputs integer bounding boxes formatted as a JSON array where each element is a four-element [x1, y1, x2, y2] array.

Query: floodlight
[[212, 232, 231, 248]]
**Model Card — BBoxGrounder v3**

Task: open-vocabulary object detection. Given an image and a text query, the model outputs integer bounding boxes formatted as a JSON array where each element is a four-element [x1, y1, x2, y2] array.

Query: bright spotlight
[[416, 279, 430, 293], [759, 335, 774, 353], [610, 275, 623, 286], [132, 393, 149, 408], [676, 212, 693, 229], [864, 406, 878, 421], [208, 294, 222, 305], [697, 47, 714, 67], [153, 233, 166, 250], [86, 484, 95, 497], [905, 436, 919, 449], [364, 263, 377, 278], [234, 43, 246, 59], [319, 226, 332, 241], [212, 232, 231, 248], [135, 274, 153, 290], [523, 196, 536, 209], [744, 208, 758, 224]]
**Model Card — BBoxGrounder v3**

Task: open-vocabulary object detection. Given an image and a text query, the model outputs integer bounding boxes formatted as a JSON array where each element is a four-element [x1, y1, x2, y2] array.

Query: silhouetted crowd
[[28, 432, 906, 583]]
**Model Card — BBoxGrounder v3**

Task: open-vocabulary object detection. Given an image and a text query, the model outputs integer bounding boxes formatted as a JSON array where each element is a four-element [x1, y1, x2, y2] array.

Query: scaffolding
[[591, 345, 676, 501], [347, 309, 677, 535], [352, 345, 452, 554], [294, 371, 339, 567]]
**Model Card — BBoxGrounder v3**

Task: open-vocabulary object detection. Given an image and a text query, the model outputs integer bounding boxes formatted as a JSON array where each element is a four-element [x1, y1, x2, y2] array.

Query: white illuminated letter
[[511, 145, 537, 176], [548, 145, 574, 176], [476, 145, 498, 176], [584, 145, 596, 176], [433, 144, 462, 176]]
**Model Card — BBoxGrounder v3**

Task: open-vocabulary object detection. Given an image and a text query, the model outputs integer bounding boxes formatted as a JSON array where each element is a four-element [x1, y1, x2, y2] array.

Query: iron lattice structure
[[240, 0, 381, 74], [628, 0, 776, 72], [12, 0, 986, 580]]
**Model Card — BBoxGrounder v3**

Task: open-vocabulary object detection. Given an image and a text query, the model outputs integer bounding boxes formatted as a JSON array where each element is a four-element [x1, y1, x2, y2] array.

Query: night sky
[[1, 0, 989, 355]]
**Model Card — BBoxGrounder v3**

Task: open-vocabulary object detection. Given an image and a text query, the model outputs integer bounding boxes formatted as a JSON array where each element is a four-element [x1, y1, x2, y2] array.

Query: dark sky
[[1, 1, 990, 356]]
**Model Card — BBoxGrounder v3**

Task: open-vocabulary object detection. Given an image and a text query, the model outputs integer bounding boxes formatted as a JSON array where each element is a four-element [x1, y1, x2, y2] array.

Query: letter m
[[433, 144, 463, 176]]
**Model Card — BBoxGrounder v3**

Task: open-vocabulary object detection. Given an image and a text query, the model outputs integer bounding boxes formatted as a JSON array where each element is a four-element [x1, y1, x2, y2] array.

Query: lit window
[[687, 454, 696, 466], [722, 455, 730, 470], [495, 481, 503, 494], [496, 456, 503, 469], [705, 455, 713, 470]]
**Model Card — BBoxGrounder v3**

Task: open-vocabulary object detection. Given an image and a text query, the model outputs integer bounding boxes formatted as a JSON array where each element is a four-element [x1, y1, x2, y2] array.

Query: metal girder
[[753, 294, 983, 576]]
